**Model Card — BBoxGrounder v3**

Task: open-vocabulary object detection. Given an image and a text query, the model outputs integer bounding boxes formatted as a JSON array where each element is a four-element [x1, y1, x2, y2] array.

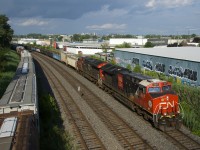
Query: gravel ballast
[[39, 57, 124, 149], [67, 66, 178, 150]]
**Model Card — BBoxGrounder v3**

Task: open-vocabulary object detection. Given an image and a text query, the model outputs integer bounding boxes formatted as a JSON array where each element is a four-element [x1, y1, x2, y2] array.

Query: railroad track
[[164, 129, 200, 150], [33, 55, 106, 150], [33, 52, 153, 149]]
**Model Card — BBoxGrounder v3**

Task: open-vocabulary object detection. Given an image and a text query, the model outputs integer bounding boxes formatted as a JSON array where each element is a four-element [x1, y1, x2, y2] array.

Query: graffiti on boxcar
[[115, 57, 132, 64], [115, 57, 132, 68], [132, 58, 139, 65], [142, 60, 153, 70], [131, 57, 140, 68], [115, 57, 121, 64], [168, 65, 197, 85], [168, 66, 184, 77], [115, 56, 198, 86], [155, 62, 165, 73]]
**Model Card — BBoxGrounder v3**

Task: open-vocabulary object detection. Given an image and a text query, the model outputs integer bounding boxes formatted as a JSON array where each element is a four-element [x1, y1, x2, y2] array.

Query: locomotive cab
[[137, 79, 182, 130]]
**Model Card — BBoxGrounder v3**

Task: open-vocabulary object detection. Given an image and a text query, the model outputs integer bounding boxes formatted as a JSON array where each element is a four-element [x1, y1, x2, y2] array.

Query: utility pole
[[177, 32, 179, 47], [188, 29, 190, 42]]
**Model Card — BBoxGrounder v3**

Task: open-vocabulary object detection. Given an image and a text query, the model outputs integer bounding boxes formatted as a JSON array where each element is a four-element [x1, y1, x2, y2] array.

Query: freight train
[[76, 56, 182, 131], [37, 48, 182, 131]]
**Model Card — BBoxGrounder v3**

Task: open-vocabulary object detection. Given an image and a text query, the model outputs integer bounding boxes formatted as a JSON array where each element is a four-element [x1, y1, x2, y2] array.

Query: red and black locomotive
[[77, 56, 182, 131]]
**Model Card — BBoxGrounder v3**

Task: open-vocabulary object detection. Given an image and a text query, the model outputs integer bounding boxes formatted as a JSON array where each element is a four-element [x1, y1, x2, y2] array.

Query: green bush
[[144, 42, 154, 48], [126, 64, 132, 71], [144, 70, 159, 78], [39, 94, 75, 150], [0, 49, 20, 97], [37, 72, 75, 149], [181, 101, 200, 136], [172, 83, 200, 135], [110, 59, 116, 65], [133, 65, 142, 73]]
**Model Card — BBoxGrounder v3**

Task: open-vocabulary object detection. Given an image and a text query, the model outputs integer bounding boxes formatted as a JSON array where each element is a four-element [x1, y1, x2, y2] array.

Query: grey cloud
[[1, 0, 200, 35], [0, 0, 148, 20], [0, 0, 110, 19], [86, 23, 126, 30]]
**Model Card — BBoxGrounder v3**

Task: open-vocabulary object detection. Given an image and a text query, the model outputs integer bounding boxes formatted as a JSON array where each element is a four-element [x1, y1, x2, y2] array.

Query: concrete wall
[[114, 50, 200, 86]]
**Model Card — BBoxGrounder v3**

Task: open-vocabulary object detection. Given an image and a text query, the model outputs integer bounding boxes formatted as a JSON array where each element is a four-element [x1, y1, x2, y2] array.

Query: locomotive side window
[[162, 85, 171, 92], [138, 86, 145, 94], [139, 87, 143, 93], [148, 87, 161, 93]]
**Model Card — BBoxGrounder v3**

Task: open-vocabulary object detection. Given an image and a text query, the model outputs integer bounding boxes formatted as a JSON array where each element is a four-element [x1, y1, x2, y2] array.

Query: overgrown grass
[[36, 64, 76, 149], [39, 94, 75, 150], [0, 49, 20, 97], [172, 83, 200, 136], [181, 101, 200, 135]]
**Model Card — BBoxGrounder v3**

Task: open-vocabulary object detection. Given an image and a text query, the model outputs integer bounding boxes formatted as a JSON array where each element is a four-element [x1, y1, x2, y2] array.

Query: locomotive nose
[[160, 95, 175, 116]]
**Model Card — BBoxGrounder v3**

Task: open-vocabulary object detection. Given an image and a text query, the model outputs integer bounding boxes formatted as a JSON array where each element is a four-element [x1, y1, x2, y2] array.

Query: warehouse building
[[109, 38, 148, 47], [148, 38, 185, 46], [63, 43, 110, 55], [114, 47, 200, 86]]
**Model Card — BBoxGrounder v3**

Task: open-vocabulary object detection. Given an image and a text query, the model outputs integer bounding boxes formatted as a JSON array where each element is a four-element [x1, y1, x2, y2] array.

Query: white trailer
[[60, 51, 78, 69], [66, 54, 78, 69]]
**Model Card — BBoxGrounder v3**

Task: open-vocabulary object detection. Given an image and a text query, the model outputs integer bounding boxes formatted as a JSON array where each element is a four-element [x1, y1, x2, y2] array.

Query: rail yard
[[1, 47, 200, 149], [30, 50, 200, 149], [1, 2, 200, 149]]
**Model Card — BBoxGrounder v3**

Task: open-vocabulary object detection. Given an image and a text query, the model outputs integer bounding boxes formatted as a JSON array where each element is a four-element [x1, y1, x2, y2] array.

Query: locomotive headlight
[[167, 96, 169, 101], [148, 100, 152, 108]]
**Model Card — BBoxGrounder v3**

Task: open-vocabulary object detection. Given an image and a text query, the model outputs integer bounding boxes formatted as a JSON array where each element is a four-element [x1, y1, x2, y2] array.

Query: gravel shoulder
[[36, 56, 124, 149], [68, 67, 179, 150]]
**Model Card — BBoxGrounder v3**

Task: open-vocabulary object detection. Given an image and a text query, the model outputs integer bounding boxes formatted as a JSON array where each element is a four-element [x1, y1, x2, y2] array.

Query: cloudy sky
[[0, 0, 200, 35]]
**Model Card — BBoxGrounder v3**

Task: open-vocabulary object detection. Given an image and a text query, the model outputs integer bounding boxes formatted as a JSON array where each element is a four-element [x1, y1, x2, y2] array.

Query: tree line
[[0, 14, 13, 49]]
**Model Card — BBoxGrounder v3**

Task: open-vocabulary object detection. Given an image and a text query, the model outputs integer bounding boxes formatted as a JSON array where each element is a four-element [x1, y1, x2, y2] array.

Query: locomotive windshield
[[148, 85, 171, 93], [148, 87, 161, 93]]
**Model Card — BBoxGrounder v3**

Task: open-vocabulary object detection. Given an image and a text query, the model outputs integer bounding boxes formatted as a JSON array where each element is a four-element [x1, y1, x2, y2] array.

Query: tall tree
[[101, 42, 110, 61], [115, 42, 132, 48], [144, 42, 154, 48], [0, 15, 14, 49], [71, 34, 82, 42]]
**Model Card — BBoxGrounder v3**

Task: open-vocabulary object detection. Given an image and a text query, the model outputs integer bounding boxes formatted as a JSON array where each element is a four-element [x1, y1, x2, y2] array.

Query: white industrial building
[[17, 38, 50, 46], [63, 43, 107, 55], [109, 38, 148, 47], [168, 39, 185, 45]]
